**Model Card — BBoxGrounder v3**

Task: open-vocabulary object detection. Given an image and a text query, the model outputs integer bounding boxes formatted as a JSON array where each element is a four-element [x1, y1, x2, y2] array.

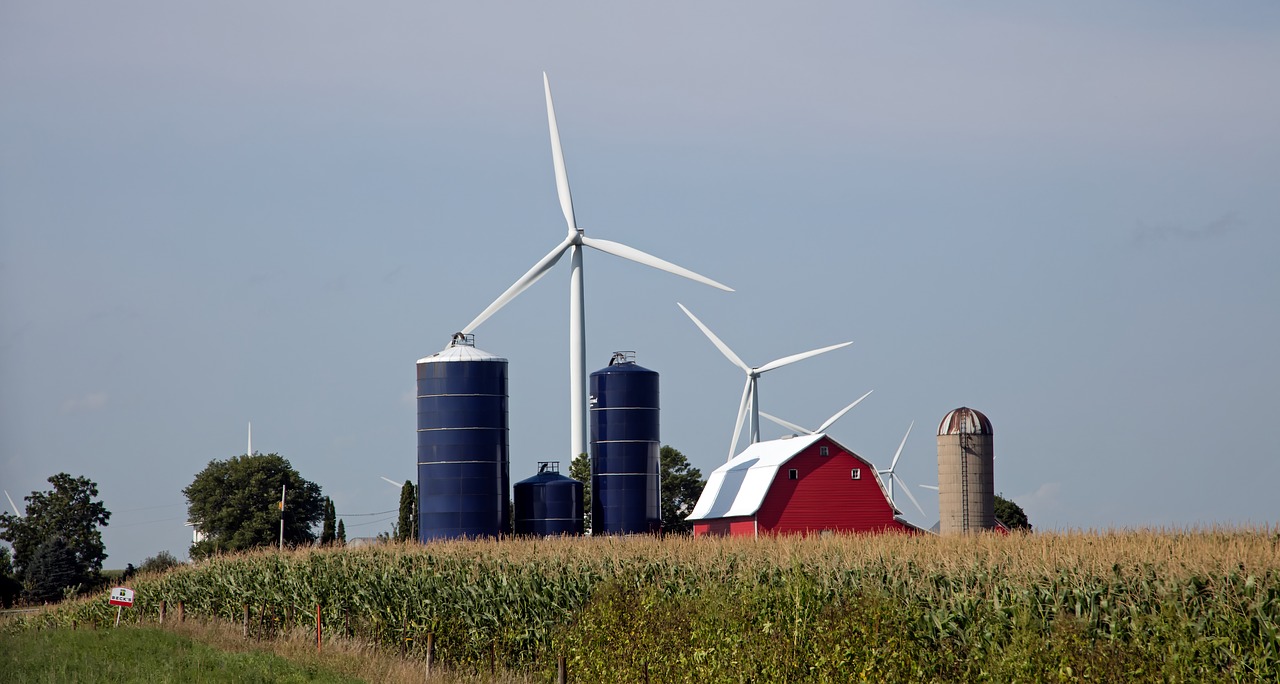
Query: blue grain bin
[[514, 462, 584, 536], [416, 333, 509, 540], [589, 351, 661, 534]]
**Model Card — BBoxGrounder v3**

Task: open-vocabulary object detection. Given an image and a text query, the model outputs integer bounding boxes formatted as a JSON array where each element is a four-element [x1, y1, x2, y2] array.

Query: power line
[[335, 508, 397, 517]]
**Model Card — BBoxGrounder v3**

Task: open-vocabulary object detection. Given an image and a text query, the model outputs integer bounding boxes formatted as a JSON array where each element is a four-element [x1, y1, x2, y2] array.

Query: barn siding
[[755, 436, 908, 535], [693, 517, 756, 537]]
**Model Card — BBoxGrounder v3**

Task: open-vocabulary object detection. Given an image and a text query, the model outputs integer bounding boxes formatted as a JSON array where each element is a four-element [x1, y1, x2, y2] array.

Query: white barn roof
[[686, 434, 824, 521]]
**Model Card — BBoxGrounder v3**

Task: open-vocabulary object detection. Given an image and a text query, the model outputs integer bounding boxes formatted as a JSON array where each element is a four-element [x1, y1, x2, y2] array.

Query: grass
[[0, 621, 532, 683], [0, 625, 360, 683]]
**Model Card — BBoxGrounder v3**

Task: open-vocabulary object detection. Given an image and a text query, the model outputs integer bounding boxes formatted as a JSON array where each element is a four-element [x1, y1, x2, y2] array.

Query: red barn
[[687, 433, 921, 537]]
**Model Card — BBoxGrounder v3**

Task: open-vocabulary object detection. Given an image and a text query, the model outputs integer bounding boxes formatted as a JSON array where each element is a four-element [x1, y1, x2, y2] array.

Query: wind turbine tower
[[459, 74, 732, 462]]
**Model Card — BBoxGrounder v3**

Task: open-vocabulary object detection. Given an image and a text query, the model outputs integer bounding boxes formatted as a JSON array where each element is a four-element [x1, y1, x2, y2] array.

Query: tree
[[138, 550, 182, 575], [320, 498, 336, 546], [0, 546, 21, 608], [994, 493, 1031, 531], [183, 453, 325, 559], [336, 519, 346, 545], [23, 537, 81, 603], [0, 473, 111, 585], [396, 481, 417, 542], [569, 452, 591, 533], [660, 446, 705, 534]]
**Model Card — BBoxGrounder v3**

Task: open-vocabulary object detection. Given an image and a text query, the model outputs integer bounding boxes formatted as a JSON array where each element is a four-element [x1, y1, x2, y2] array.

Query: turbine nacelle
[[457, 74, 732, 460]]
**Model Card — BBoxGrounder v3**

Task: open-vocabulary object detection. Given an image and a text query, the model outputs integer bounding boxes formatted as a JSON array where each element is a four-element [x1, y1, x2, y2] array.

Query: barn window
[[850, 468, 861, 480], [819, 446, 829, 456], [788, 469, 799, 480]]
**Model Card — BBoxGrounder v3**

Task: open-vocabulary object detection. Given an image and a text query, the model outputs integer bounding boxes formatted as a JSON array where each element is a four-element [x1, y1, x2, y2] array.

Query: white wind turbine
[[460, 74, 733, 460], [759, 390, 874, 437], [677, 303, 852, 461], [876, 422, 926, 518]]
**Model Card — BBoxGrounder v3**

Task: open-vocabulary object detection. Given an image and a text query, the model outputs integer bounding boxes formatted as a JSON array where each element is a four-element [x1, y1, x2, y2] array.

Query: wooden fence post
[[177, 601, 185, 623], [242, 604, 249, 638], [316, 604, 322, 651], [159, 600, 166, 626], [557, 656, 567, 684], [425, 633, 434, 678]]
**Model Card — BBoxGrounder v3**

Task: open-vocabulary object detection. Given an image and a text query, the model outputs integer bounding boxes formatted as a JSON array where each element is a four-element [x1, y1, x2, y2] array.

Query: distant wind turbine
[[876, 423, 926, 518], [678, 302, 852, 461], [4, 490, 21, 517], [247, 422, 252, 456], [380, 476, 404, 488], [460, 73, 733, 460]]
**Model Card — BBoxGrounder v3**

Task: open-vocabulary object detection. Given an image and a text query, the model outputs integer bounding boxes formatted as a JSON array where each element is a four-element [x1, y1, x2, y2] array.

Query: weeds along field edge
[[8, 528, 1280, 681]]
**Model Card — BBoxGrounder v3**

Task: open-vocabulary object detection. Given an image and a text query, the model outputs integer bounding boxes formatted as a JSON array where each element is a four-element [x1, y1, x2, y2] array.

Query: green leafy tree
[[336, 519, 346, 545], [183, 453, 324, 559], [0, 473, 110, 584], [660, 446, 705, 534], [138, 550, 182, 575], [994, 493, 1031, 531], [23, 537, 81, 603], [0, 546, 21, 608], [569, 452, 591, 533], [396, 481, 417, 542], [320, 498, 336, 546]]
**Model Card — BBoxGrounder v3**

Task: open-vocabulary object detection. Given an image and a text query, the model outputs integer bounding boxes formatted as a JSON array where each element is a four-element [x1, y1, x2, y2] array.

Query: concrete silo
[[416, 333, 510, 540], [936, 407, 994, 535], [589, 351, 661, 535]]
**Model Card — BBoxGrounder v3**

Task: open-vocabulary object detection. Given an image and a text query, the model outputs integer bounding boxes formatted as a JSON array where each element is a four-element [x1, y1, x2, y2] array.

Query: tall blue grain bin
[[513, 462, 584, 536], [589, 351, 661, 534], [416, 333, 509, 540]]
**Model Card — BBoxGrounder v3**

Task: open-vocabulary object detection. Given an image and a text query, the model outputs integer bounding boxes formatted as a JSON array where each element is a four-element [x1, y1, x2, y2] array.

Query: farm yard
[[7, 529, 1280, 682]]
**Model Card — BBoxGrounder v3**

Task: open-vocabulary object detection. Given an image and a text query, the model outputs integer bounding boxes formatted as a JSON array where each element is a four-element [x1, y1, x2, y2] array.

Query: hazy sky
[[3, 2, 1277, 566]]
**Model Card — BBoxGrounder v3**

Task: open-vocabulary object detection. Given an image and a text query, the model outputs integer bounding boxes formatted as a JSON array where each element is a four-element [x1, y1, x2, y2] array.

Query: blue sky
[[3, 2, 1278, 566]]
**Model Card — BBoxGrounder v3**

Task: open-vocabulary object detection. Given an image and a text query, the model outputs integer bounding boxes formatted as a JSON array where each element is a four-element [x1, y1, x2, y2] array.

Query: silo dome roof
[[416, 334, 507, 364], [938, 407, 992, 435]]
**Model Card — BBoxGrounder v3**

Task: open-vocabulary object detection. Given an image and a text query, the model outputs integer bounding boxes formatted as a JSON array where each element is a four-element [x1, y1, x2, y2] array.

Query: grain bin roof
[[937, 407, 992, 435]]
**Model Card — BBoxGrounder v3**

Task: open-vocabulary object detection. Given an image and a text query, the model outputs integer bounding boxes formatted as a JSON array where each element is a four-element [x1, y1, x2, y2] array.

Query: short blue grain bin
[[416, 333, 510, 540], [513, 462, 584, 536], [589, 351, 661, 534]]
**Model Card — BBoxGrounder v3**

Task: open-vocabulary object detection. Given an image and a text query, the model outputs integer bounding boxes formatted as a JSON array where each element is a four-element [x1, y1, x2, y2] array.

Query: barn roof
[[686, 434, 826, 521]]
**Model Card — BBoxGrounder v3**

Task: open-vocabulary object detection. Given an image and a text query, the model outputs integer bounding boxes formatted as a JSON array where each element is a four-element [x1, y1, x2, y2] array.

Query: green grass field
[[0, 627, 360, 683]]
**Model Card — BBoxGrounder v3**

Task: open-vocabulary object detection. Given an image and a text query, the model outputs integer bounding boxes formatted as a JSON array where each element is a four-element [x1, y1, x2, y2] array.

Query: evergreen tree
[[0, 546, 22, 608], [320, 498, 336, 545], [23, 537, 81, 603], [336, 519, 346, 545], [569, 452, 591, 533], [396, 481, 416, 542]]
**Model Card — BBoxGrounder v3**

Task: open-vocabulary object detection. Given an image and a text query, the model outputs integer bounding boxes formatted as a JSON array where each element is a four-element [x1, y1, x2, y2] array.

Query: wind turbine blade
[[815, 390, 873, 433], [889, 421, 914, 471], [462, 235, 574, 333], [543, 73, 576, 233], [919, 484, 939, 491], [677, 303, 751, 373], [728, 379, 751, 461], [4, 490, 21, 517], [380, 477, 402, 488], [760, 411, 812, 435], [757, 341, 853, 374], [582, 237, 733, 292], [893, 473, 927, 518]]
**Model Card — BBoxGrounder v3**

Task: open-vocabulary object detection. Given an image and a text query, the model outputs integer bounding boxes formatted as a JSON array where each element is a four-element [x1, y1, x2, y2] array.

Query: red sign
[[109, 587, 135, 607]]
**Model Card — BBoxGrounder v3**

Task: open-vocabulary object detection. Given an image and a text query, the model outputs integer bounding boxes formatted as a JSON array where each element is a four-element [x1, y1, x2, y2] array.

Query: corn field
[[9, 528, 1280, 681]]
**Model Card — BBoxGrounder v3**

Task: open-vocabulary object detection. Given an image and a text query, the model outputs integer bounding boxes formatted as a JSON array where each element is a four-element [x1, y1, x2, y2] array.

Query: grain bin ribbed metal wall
[[513, 462, 583, 536], [416, 334, 509, 540], [936, 407, 994, 535], [589, 352, 661, 535]]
